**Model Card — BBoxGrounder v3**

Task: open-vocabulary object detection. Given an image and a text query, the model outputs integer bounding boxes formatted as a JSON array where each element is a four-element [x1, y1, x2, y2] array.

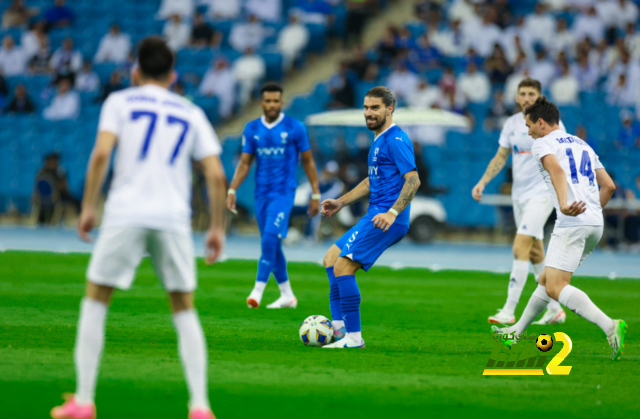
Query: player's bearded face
[[364, 98, 388, 131], [261, 92, 283, 120], [516, 87, 540, 112]]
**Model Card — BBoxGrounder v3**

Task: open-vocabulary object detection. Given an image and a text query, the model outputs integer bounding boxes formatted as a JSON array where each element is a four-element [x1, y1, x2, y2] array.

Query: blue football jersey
[[367, 124, 417, 227], [242, 113, 311, 196]]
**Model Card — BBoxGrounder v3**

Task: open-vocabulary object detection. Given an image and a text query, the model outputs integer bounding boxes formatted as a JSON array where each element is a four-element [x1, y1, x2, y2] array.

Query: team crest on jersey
[[373, 148, 379, 161], [254, 135, 260, 140], [280, 132, 288, 144]]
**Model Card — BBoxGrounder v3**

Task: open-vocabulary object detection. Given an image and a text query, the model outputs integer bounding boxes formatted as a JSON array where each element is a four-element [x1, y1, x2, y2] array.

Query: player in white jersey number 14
[[472, 78, 565, 326], [50, 37, 225, 419], [494, 96, 626, 361]]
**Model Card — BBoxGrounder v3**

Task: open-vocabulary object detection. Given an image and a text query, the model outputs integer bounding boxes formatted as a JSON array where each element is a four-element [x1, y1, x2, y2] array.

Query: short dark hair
[[524, 96, 560, 126], [137, 36, 174, 81], [517, 77, 542, 93], [260, 82, 283, 96], [365, 86, 396, 112]]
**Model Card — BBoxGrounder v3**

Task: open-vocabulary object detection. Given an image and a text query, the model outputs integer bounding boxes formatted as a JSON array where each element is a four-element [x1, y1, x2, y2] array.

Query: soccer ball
[[536, 334, 554, 352], [299, 315, 334, 347]]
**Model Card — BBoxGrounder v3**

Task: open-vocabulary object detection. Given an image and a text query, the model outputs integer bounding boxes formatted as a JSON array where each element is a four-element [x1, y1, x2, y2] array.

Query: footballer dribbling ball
[[536, 334, 554, 352], [299, 315, 334, 347]]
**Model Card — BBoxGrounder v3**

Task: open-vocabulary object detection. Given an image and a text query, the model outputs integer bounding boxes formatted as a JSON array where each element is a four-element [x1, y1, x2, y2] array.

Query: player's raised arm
[[78, 130, 117, 242], [300, 150, 321, 217], [472, 146, 510, 201], [321, 177, 370, 218], [595, 168, 616, 208], [201, 154, 227, 264], [227, 152, 254, 214]]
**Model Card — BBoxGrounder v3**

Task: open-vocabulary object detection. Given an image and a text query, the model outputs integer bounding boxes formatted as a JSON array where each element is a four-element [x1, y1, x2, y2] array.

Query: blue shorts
[[334, 212, 409, 272], [256, 194, 295, 239]]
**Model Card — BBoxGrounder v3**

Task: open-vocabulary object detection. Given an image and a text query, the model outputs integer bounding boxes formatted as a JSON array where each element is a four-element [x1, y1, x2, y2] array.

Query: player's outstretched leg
[[532, 261, 566, 325], [266, 239, 297, 309], [494, 283, 550, 336], [51, 286, 112, 419], [247, 232, 279, 308], [324, 257, 365, 349]]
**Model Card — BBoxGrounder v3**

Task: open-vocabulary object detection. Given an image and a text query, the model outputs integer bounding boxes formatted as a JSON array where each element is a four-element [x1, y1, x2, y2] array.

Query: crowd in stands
[[0, 0, 379, 123]]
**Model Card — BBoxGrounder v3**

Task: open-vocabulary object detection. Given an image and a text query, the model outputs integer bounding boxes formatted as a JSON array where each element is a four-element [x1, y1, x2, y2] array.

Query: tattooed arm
[[372, 171, 421, 232], [471, 146, 511, 202]]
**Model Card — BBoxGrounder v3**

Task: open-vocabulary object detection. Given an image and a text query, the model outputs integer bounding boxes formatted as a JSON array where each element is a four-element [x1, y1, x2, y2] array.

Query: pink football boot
[[189, 408, 216, 419], [50, 394, 96, 419]]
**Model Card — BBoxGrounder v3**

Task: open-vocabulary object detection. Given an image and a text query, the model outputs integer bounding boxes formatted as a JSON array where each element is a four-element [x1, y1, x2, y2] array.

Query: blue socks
[[326, 267, 343, 322], [336, 275, 361, 333], [256, 232, 279, 283], [273, 239, 289, 285]]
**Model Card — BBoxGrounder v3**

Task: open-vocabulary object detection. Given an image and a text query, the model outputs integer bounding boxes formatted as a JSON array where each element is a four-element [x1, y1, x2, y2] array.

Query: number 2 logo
[[546, 332, 572, 375], [131, 110, 189, 165]]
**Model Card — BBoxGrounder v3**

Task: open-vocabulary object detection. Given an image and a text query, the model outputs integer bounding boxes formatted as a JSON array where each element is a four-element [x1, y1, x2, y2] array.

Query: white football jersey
[[98, 84, 221, 234], [531, 129, 605, 228], [498, 112, 566, 201]]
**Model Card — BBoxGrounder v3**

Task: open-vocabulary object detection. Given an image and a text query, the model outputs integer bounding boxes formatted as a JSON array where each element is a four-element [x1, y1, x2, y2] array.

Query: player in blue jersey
[[320, 87, 421, 348], [227, 83, 320, 309]]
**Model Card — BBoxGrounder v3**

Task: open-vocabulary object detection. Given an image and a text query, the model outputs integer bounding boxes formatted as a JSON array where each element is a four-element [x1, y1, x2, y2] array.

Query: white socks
[[277, 280, 294, 299], [75, 298, 108, 405], [558, 285, 615, 336], [252, 281, 267, 295], [173, 309, 210, 410], [504, 284, 550, 335], [533, 260, 562, 311], [503, 260, 530, 315], [332, 320, 345, 331]]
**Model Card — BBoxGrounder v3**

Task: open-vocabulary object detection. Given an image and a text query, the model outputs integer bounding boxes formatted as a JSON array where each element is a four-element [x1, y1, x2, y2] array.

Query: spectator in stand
[[376, 26, 400, 67], [431, 19, 465, 57], [233, 47, 266, 107], [410, 33, 441, 71], [229, 15, 267, 53], [549, 18, 576, 59], [467, 8, 501, 57], [395, 26, 415, 50], [485, 43, 513, 85], [551, 61, 579, 105], [0, 35, 28, 76], [530, 47, 556, 88], [5, 84, 35, 114], [571, 51, 599, 92], [277, 14, 309, 71], [50, 37, 82, 84], [616, 110, 640, 149], [43, 78, 79, 120], [163, 13, 191, 51], [204, 0, 241, 20], [386, 61, 419, 102], [457, 62, 490, 103], [448, 0, 475, 23], [246, 0, 282, 23], [348, 43, 371, 79], [43, 0, 74, 29], [21, 21, 47, 60], [29, 35, 52, 74], [617, 0, 639, 29], [157, 0, 194, 19], [293, 0, 333, 25], [2, 0, 37, 29], [198, 58, 236, 119], [573, 6, 605, 43], [96, 71, 124, 103], [75, 61, 100, 93], [607, 73, 637, 108], [94, 24, 131, 64], [624, 22, 640, 61], [494, 0, 513, 29], [34, 152, 81, 223], [502, 18, 533, 64], [407, 79, 440, 108], [328, 60, 355, 108], [190, 12, 220, 48], [524, 3, 555, 50], [607, 49, 640, 92]]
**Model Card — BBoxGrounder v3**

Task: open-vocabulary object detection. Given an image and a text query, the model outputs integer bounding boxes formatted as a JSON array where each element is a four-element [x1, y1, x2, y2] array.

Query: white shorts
[[545, 225, 603, 273], [87, 227, 196, 292], [513, 196, 554, 241]]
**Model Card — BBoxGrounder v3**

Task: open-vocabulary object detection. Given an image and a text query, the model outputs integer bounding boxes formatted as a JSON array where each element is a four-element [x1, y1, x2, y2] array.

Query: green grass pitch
[[1, 251, 638, 419]]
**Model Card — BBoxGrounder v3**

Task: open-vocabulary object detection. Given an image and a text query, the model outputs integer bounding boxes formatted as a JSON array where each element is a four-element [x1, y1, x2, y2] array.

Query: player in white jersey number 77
[[494, 96, 626, 361], [50, 37, 225, 419], [472, 78, 565, 326]]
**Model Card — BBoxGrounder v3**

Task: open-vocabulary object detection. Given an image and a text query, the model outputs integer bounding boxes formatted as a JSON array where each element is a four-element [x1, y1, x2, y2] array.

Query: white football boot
[[266, 295, 297, 309], [323, 334, 365, 348], [488, 308, 516, 324], [246, 289, 264, 308], [532, 308, 566, 325]]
